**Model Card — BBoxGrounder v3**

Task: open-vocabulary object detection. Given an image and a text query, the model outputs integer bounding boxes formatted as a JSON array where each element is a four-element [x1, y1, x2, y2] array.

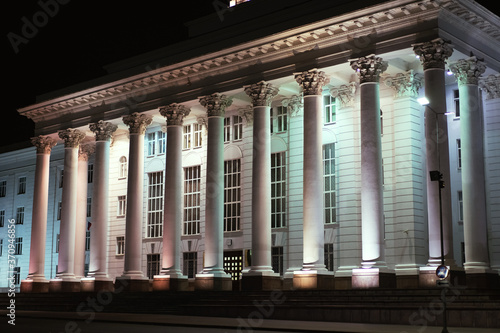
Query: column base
[[292, 270, 334, 290], [20, 279, 49, 293], [419, 266, 465, 288], [152, 275, 189, 291], [115, 277, 150, 292], [465, 269, 500, 289], [352, 267, 396, 289], [194, 273, 232, 291], [241, 272, 282, 291], [49, 278, 81, 292]]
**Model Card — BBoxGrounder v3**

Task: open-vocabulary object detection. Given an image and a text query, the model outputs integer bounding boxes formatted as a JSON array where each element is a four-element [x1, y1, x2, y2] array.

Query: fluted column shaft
[[122, 113, 152, 278], [57, 129, 86, 280], [89, 121, 117, 280], [244, 81, 278, 274], [450, 57, 490, 270], [159, 104, 191, 277], [27, 136, 57, 281]]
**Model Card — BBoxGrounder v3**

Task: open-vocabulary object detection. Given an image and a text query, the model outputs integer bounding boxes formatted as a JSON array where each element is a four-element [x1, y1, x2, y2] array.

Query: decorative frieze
[[294, 69, 330, 96], [58, 129, 86, 148], [479, 74, 500, 99], [31, 135, 57, 154], [159, 103, 191, 126], [449, 56, 486, 86], [329, 82, 357, 108], [412, 38, 453, 70], [350, 54, 388, 83], [199, 93, 233, 117], [383, 70, 423, 98], [89, 120, 118, 141], [282, 95, 303, 117], [244, 81, 279, 107], [122, 112, 153, 134]]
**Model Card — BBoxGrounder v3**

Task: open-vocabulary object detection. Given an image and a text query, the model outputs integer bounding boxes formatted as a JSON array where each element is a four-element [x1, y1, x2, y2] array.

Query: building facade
[[1, 0, 499, 292]]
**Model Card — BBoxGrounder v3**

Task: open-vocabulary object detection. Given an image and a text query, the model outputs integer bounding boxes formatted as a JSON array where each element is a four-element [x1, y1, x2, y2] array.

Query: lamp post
[[418, 97, 450, 333]]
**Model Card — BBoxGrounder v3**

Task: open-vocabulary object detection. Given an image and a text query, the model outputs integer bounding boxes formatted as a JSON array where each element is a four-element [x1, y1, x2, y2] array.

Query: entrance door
[[223, 250, 243, 291]]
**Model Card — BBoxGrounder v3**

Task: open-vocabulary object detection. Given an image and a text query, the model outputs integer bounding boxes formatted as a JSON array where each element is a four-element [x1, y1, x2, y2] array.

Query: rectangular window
[[59, 170, 64, 188], [270, 108, 274, 134], [0, 180, 6, 197], [15, 237, 22, 255], [158, 131, 166, 154], [87, 198, 92, 218], [0, 210, 4, 227], [117, 195, 126, 217], [454, 89, 460, 117], [323, 95, 337, 124], [184, 166, 201, 235], [271, 152, 286, 228], [183, 125, 192, 150], [147, 132, 156, 156], [0, 239, 3, 256], [323, 143, 337, 224], [271, 246, 284, 276], [57, 201, 62, 220], [324, 243, 334, 271], [16, 207, 24, 225], [18, 176, 26, 194], [147, 253, 161, 279], [193, 123, 203, 148], [116, 236, 125, 255], [276, 106, 288, 133], [119, 156, 128, 179], [14, 267, 20, 285], [224, 117, 231, 143], [183, 252, 197, 278], [458, 191, 463, 223], [55, 234, 60, 253], [224, 159, 241, 232], [85, 230, 90, 251], [87, 164, 94, 183], [147, 172, 164, 238], [457, 139, 462, 170], [233, 116, 243, 141]]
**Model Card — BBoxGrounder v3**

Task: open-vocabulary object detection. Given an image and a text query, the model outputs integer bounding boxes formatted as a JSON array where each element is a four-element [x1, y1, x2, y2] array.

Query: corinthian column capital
[[449, 56, 486, 86], [31, 135, 57, 154], [479, 74, 500, 99], [78, 142, 95, 161], [122, 112, 153, 134], [412, 38, 453, 70], [294, 69, 330, 95], [244, 81, 279, 107], [282, 95, 303, 117], [199, 93, 232, 117], [330, 82, 357, 108], [350, 54, 388, 84], [159, 103, 191, 126], [383, 70, 423, 98], [89, 120, 118, 141], [58, 129, 86, 148]]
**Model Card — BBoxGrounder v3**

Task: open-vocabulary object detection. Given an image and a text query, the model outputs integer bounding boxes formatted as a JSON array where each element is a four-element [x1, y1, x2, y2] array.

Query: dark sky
[[3, 0, 499, 150]]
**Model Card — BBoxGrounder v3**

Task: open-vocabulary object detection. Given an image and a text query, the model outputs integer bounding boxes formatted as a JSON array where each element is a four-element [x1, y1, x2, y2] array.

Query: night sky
[[3, 0, 499, 150]]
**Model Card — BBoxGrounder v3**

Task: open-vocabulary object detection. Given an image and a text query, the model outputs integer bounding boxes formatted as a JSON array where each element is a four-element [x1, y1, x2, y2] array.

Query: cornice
[[17, 0, 500, 130]]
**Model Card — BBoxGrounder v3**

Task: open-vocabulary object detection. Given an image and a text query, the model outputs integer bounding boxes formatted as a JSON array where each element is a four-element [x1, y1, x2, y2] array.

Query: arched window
[[119, 156, 127, 179]]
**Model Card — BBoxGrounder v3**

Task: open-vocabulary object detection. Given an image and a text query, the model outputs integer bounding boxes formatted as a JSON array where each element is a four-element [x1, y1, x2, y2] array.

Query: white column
[[24, 136, 57, 288], [450, 57, 490, 271], [57, 129, 86, 281], [197, 93, 232, 281], [350, 55, 388, 268], [243, 81, 279, 275], [294, 69, 330, 273], [413, 39, 456, 267], [75, 143, 94, 279], [157, 104, 190, 280], [88, 121, 117, 283], [121, 113, 152, 280]]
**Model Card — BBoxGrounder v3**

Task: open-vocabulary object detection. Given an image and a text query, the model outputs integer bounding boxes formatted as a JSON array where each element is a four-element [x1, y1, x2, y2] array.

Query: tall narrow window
[[454, 89, 460, 117], [323, 143, 336, 224], [16, 207, 24, 225], [380, 109, 384, 135], [55, 234, 60, 253], [324, 243, 334, 271], [276, 106, 288, 133], [119, 156, 127, 179], [184, 166, 201, 235], [193, 123, 203, 148], [0, 239, 3, 256], [233, 115, 243, 141], [183, 125, 192, 150], [18, 176, 26, 194], [457, 139, 462, 170], [85, 230, 90, 251], [224, 117, 231, 143], [0, 180, 6, 197], [271, 246, 284, 276], [147, 172, 163, 238], [87, 198, 92, 217], [147, 253, 161, 279], [14, 267, 20, 285], [0, 210, 5, 227], [158, 131, 166, 154], [15, 237, 22, 255], [87, 164, 94, 183], [458, 191, 463, 223], [147, 132, 156, 156], [59, 170, 64, 188], [57, 201, 62, 220], [116, 236, 125, 255], [117, 195, 126, 217], [271, 152, 286, 228], [183, 252, 197, 278], [224, 159, 241, 232], [323, 95, 337, 124]]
